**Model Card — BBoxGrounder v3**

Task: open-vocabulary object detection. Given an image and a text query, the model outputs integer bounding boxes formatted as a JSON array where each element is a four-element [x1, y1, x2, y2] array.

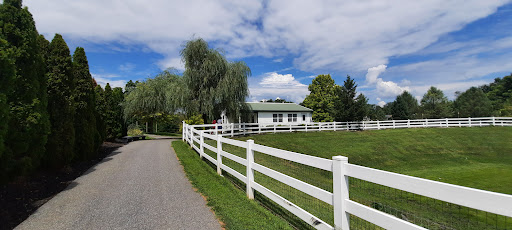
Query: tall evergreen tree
[[72, 47, 97, 160], [104, 83, 116, 140], [45, 34, 75, 168], [302, 74, 339, 122], [94, 85, 106, 147], [335, 76, 368, 121], [390, 91, 418, 120], [420, 86, 452, 118], [0, 34, 16, 176], [1, 0, 50, 177], [112, 87, 126, 137]]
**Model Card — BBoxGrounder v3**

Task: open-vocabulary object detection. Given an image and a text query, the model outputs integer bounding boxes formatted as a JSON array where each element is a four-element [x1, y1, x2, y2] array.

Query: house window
[[288, 114, 297, 122], [303, 115, 306, 121], [273, 114, 283, 122]]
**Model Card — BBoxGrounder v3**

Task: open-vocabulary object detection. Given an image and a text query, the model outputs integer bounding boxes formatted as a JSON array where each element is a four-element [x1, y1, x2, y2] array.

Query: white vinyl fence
[[182, 117, 512, 230]]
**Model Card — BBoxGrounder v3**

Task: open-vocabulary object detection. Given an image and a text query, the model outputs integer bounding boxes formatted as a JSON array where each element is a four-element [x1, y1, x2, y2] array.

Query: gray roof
[[247, 102, 313, 112]]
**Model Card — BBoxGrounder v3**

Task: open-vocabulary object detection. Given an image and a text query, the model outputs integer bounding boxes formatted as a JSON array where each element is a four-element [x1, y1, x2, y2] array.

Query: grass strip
[[172, 141, 293, 230]]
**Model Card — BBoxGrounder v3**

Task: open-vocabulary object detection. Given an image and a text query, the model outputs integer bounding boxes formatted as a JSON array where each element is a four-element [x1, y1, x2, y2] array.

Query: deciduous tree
[[302, 74, 338, 122]]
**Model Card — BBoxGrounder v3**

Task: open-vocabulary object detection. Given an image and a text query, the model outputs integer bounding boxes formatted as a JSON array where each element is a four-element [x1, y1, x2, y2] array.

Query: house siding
[[257, 111, 312, 124]]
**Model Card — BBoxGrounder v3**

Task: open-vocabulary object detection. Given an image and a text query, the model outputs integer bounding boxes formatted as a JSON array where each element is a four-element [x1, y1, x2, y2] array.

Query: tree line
[[302, 74, 512, 122], [0, 0, 125, 182]]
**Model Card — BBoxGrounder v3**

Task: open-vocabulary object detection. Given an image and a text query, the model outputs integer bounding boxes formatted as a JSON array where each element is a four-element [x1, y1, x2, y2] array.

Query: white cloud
[[250, 72, 309, 103], [92, 73, 127, 89], [23, 0, 509, 72], [273, 58, 284, 63], [365, 64, 410, 101], [119, 63, 135, 72]]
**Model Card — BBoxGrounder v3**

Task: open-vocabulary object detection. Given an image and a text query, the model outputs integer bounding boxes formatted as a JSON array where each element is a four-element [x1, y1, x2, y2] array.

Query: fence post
[[425, 118, 428, 127], [377, 120, 380, 130], [258, 124, 261, 134], [199, 131, 204, 159], [290, 124, 292, 132], [333, 156, 349, 230], [231, 123, 234, 137], [216, 136, 222, 175], [246, 140, 255, 199], [215, 125, 218, 135], [182, 121, 185, 141], [393, 120, 396, 129], [492, 117, 496, 126], [446, 118, 449, 127], [305, 123, 308, 132], [407, 119, 410, 128], [469, 117, 472, 127], [334, 122, 337, 131], [274, 124, 276, 133], [189, 126, 193, 144]]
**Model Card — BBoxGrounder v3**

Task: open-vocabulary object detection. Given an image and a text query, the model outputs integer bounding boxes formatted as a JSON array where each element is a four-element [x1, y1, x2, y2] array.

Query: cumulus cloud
[[92, 73, 127, 89], [23, 0, 508, 72], [119, 63, 136, 72], [365, 64, 410, 100], [250, 72, 309, 103]]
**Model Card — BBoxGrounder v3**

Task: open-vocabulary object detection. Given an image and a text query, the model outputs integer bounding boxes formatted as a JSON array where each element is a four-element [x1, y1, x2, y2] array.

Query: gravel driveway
[[16, 139, 221, 230]]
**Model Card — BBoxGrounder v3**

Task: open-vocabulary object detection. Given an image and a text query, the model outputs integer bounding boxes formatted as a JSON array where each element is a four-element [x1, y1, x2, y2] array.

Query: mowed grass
[[215, 126, 512, 229], [235, 126, 512, 195], [171, 141, 293, 230]]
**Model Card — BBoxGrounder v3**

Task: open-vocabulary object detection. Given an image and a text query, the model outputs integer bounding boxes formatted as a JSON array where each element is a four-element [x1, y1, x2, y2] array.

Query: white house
[[246, 102, 313, 124]]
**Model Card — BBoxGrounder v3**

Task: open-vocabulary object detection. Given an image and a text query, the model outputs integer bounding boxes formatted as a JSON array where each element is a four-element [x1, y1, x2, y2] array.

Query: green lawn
[[213, 126, 512, 229], [172, 141, 293, 230]]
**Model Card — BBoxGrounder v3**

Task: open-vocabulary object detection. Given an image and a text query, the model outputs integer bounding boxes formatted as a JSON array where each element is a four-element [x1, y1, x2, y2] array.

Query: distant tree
[[368, 104, 386, 120], [302, 74, 338, 122], [482, 75, 512, 116], [263, 98, 293, 103], [45, 34, 75, 168], [112, 87, 126, 137], [124, 80, 138, 95], [390, 91, 418, 120], [454, 87, 492, 117], [335, 75, 369, 121], [181, 38, 250, 122], [1, 0, 50, 178], [72, 47, 97, 160], [104, 84, 115, 139], [420, 86, 452, 118]]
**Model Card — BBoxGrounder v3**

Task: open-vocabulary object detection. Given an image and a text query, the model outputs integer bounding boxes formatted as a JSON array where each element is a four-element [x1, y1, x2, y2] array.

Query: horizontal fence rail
[[181, 117, 512, 229]]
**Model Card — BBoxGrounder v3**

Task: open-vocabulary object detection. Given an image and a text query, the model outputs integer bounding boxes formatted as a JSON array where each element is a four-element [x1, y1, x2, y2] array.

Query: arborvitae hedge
[[1, 0, 50, 179], [72, 47, 97, 160], [94, 84, 107, 148], [45, 34, 75, 169], [0, 36, 16, 181]]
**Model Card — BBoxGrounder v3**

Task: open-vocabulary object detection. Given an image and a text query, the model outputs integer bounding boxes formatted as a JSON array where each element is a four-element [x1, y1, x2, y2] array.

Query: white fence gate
[[182, 117, 512, 229]]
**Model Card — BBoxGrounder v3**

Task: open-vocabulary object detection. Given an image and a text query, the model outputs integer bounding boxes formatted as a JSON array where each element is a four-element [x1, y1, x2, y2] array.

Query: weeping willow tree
[[123, 69, 183, 130], [181, 38, 250, 121]]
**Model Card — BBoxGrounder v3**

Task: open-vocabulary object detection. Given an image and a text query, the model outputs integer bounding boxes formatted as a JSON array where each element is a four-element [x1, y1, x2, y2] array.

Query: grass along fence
[[182, 119, 512, 229], [190, 117, 512, 137]]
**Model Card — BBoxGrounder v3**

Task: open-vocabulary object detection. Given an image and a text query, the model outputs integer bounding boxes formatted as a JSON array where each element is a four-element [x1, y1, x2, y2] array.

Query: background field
[[200, 126, 512, 229]]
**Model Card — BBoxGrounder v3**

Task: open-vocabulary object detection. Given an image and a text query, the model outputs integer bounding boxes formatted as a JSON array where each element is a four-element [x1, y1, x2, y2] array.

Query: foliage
[[302, 74, 338, 122], [72, 47, 97, 160], [181, 38, 250, 121], [45, 34, 75, 169], [0, 37, 15, 166], [127, 127, 143, 137], [454, 87, 493, 117], [419, 86, 452, 118], [1, 0, 50, 178], [368, 104, 386, 120], [103, 84, 125, 139], [482, 75, 512, 116], [334, 76, 369, 121], [389, 91, 418, 119], [94, 85, 106, 147], [263, 98, 293, 103], [184, 114, 204, 126]]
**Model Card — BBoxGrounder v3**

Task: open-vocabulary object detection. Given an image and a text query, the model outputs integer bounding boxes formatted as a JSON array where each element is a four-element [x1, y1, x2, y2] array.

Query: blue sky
[[24, 0, 512, 106]]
